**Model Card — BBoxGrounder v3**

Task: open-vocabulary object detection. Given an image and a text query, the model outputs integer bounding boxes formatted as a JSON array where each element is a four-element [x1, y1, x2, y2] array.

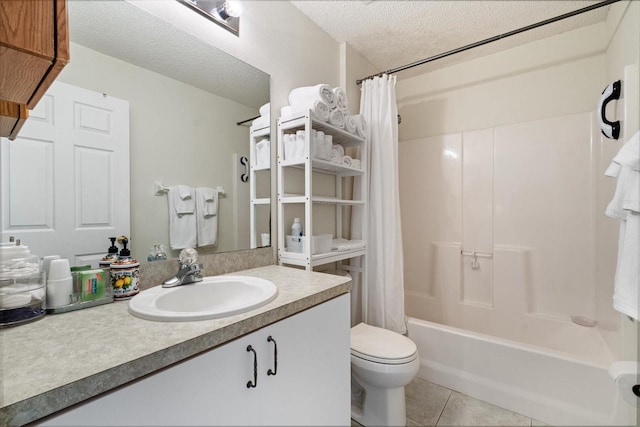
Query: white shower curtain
[[351, 74, 406, 334]]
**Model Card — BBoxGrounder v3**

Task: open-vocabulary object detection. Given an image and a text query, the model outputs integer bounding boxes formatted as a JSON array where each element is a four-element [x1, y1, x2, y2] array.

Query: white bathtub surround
[[352, 74, 406, 334], [408, 318, 632, 426], [604, 130, 639, 321]]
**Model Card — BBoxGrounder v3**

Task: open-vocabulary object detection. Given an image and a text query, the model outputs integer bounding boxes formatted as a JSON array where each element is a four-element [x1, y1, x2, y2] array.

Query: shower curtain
[[352, 74, 406, 334]]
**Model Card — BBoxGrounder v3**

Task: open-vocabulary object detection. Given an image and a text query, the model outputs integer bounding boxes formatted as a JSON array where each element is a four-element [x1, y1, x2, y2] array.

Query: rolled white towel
[[351, 159, 361, 169], [342, 155, 353, 167], [259, 103, 270, 117], [329, 109, 345, 128], [289, 84, 337, 109], [251, 115, 269, 129], [280, 101, 330, 122], [352, 114, 367, 138], [333, 87, 348, 111], [344, 115, 357, 134]]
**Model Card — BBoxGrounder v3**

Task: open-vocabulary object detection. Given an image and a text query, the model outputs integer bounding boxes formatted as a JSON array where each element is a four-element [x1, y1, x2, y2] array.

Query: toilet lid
[[350, 323, 417, 364]]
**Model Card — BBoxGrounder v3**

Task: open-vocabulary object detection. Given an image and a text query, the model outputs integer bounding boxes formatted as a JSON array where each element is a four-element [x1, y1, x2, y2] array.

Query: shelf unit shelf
[[277, 110, 367, 273], [250, 123, 271, 249]]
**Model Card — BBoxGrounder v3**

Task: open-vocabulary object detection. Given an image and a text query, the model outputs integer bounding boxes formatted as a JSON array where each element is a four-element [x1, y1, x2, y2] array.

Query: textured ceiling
[[67, 1, 269, 109], [290, 0, 612, 80]]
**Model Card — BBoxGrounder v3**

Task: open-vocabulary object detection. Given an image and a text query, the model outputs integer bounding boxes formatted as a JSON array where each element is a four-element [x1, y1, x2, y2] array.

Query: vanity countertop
[[0, 265, 352, 426]]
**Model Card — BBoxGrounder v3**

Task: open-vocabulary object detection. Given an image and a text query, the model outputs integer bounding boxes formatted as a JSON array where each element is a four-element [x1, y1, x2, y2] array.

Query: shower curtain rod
[[356, 0, 619, 85]]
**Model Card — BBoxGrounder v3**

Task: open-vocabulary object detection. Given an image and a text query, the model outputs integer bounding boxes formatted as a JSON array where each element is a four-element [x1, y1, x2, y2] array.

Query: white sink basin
[[128, 275, 278, 322]]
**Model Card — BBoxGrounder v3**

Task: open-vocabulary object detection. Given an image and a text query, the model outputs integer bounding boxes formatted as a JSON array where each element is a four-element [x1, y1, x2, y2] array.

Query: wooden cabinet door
[[0, 0, 55, 105]]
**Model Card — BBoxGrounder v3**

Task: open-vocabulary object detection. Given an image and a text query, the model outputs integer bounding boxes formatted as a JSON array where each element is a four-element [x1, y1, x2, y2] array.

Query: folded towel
[[259, 102, 270, 117], [168, 186, 196, 249], [195, 187, 219, 247], [251, 115, 269, 129], [281, 101, 331, 122], [329, 109, 345, 128], [344, 115, 357, 134], [331, 239, 366, 251], [352, 114, 367, 138], [172, 185, 195, 215], [288, 84, 336, 110], [605, 130, 640, 321], [330, 144, 344, 164], [351, 159, 361, 169], [333, 87, 348, 111]]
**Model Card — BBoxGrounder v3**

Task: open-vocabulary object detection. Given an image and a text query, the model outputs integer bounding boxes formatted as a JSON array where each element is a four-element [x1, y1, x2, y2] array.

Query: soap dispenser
[[109, 236, 140, 300], [98, 237, 119, 273]]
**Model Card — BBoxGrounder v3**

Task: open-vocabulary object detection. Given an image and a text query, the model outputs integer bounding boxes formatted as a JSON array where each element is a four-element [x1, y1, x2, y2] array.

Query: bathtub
[[407, 317, 634, 426]]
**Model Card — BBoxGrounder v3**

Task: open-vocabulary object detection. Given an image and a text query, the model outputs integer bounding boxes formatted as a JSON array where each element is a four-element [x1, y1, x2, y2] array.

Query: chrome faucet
[[162, 248, 203, 288]]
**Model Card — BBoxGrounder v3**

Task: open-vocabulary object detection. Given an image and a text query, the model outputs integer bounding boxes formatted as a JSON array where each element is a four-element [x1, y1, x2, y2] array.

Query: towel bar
[[461, 250, 493, 258], [153, 181, 225, 196]]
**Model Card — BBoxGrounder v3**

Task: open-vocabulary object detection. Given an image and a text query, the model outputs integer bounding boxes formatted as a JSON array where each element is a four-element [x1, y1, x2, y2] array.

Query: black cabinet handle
[[246, 345, 257, 388], [267, 336, 278, 376]]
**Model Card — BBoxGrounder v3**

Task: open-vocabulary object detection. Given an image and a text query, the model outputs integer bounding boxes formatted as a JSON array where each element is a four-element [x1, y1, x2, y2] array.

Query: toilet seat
[[351, 323, 417, 365]]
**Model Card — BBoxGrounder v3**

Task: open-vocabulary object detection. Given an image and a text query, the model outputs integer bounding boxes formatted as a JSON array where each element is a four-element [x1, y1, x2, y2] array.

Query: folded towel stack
[[252, 102, 270, 129], [605, 130, 639, 321]]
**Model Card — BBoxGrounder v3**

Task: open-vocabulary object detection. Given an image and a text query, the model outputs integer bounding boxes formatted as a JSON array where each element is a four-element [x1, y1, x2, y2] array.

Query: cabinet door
[[39, 333, 262, 426], [259, 294, 351, 426]]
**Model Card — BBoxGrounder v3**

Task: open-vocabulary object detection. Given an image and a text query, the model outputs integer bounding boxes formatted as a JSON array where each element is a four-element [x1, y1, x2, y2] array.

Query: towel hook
[[240, 156, 249, 182]]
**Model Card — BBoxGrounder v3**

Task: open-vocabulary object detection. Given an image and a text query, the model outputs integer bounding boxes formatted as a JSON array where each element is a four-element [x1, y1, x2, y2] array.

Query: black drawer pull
[[267, 336, 278, 376], [246, 345, 257, 388]]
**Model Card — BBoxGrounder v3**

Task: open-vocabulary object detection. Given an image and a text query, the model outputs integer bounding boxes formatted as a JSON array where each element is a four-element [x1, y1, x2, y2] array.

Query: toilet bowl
[[350, 322, 419, 426]]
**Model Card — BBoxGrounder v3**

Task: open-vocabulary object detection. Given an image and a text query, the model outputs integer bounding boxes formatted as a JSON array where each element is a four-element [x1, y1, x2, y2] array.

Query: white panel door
[[0, 81, 130, 267]]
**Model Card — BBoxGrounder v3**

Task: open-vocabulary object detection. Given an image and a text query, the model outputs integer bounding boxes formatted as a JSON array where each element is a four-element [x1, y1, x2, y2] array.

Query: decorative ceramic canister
[[110, 258, 140, 300]]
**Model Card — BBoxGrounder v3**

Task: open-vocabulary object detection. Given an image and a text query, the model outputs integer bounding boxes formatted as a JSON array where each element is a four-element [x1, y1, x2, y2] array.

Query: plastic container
[[286, 235, 304, 253], [291, 218, 303, 237], [0, 271, 46, 327]]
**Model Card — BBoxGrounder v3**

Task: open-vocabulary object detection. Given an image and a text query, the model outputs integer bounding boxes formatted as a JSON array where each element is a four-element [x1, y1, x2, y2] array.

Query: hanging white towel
[[195, 187, 219, 247], [168, 186, 196, 250], [605, 130, 640, 321]]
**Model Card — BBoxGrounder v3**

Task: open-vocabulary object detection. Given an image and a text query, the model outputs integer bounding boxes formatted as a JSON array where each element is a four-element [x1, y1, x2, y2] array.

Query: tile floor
[[353, 377, 550, 427]]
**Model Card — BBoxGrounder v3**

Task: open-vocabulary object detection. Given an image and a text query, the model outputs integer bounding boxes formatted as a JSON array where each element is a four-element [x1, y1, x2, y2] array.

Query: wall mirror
[[0, 0, 271, 264]]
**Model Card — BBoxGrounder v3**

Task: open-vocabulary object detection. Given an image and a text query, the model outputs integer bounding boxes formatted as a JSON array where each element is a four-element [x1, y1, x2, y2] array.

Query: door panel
[[1, 81, 130, 266]]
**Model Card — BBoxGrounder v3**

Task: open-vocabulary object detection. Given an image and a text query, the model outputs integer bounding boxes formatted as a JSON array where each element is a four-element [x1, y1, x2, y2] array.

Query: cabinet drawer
[[0, 46, 52, 104]]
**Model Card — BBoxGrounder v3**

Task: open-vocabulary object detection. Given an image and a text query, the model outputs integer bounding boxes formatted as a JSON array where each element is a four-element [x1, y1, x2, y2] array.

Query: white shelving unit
[[277, 111, 367, 276], [250, 123, 271, 248]]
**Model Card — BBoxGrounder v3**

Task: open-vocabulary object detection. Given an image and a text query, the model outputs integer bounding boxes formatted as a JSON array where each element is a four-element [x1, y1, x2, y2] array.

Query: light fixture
[[177, 0, 242, 36]]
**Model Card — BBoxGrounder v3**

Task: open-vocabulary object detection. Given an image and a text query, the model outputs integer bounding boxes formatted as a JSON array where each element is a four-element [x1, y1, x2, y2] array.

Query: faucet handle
[[178, 247, 199, 267]]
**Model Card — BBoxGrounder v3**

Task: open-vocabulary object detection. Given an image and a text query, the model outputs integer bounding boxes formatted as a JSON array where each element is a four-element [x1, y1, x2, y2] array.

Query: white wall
[[58, 43, 257, 258]]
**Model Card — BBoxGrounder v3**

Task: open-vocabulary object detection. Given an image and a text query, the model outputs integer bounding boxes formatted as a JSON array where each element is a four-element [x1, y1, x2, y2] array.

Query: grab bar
[[461, 251, 492, 258]]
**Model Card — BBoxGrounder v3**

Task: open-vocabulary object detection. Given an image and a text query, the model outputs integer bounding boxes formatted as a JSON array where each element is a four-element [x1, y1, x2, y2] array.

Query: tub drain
[[571, 316, 597, 327]]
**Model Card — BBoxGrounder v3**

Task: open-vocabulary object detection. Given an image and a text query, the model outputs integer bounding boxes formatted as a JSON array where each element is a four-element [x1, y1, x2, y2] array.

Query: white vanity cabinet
[[39, 294, 350, 426]]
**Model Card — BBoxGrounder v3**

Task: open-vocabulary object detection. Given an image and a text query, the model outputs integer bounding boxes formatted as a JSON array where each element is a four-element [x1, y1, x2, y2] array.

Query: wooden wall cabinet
[[0, 0, 69, 139]]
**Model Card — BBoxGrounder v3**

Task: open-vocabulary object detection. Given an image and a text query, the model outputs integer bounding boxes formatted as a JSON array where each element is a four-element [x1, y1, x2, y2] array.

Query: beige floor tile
[[436, 392, 531, 426], [405, 378, 451, 427]]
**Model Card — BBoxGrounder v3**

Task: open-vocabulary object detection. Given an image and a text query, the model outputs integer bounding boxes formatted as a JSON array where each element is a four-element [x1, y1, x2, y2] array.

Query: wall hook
[[240, 156, 249, 182]]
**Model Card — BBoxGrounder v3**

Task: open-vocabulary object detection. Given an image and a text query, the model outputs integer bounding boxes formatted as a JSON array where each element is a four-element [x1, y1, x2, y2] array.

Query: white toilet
[[350, 322, 420, 426]]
